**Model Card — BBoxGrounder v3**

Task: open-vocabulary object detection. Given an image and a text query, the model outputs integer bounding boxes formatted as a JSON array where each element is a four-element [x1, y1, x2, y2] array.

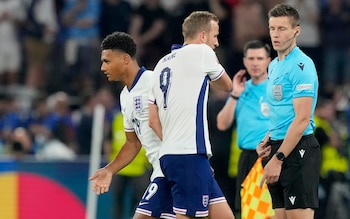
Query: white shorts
[[0, 40, 21, 73]]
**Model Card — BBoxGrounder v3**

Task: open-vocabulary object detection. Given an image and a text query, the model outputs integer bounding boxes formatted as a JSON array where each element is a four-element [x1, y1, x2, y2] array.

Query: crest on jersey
[[202, 195, 209, 207], [273, 84, 282, 101], [133, 96, 143, 111]]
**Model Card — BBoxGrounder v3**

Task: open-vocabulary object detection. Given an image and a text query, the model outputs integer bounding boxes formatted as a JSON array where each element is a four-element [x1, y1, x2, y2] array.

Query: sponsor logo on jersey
[[296, 84, 312, 91], [298, 63, 304, 70]]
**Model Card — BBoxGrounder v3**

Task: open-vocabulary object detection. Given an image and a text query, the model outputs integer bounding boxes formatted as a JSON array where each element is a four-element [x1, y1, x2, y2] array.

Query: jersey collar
[[171, 44, 189, 51], [129, 66, 147, 91]]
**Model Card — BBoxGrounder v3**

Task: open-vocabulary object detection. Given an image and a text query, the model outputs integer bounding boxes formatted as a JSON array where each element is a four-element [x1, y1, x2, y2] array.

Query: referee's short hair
[[243, 40, 271, 57]]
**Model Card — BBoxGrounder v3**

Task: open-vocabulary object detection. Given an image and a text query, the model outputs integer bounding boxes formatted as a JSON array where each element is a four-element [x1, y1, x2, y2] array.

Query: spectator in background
[[0, 93, 26, 153], [99, 0, 133, 39], [320, 0, 350, 94], [73, 85, 122, 157], [31, 92, 77, 160], [73, 85, 119, 156], [95, 85, 120, 151], [61, 0, 101, 95], [6, 127, 34, 160], [0, 0, 24, 88], [21, 0, 58, 91], [44, 91, 77, 153], [0, 93, 9, 152], [229, 0, 268, 73], [27, 95, 52, 153], [74, 90, 97, 155], [129, 0, 168, 69], [314, 97, 349, 219]]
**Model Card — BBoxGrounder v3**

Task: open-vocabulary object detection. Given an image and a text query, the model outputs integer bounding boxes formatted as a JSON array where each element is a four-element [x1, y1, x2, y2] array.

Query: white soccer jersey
[[120, 67, 163, 181], [149, 44, 225, 158]]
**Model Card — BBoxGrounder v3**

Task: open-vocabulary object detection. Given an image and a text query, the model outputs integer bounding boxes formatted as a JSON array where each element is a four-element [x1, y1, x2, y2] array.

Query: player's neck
[[184, 37, 202, 45], [278, 44, 296, 61], [125, 63, 141, 89], [252, 72, 267, 84]]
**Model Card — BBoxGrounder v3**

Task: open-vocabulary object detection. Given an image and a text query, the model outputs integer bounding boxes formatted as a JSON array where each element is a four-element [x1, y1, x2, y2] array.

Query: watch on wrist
[[275, 151, 286, 161]]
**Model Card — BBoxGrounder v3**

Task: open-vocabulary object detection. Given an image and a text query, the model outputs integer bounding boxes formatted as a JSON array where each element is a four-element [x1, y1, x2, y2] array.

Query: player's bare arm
[[148, 103, 162, 140], [89, 131, 142, 195], [211, 71, 232, 92]]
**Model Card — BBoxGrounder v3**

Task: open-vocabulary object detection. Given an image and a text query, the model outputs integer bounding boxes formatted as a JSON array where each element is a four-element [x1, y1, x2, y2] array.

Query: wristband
[[230, 95, 239, 100]]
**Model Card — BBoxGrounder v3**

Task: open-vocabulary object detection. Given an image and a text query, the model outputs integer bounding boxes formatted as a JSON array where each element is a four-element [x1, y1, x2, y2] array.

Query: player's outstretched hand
[[89, 168, 113, 195]]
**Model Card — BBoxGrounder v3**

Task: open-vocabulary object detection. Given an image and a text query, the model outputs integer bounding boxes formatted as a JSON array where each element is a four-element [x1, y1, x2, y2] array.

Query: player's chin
[[250, 70, 262, 75], [106, 76, 114, 81], [271, 46, 279, 51], [272, 43, 281, 50]]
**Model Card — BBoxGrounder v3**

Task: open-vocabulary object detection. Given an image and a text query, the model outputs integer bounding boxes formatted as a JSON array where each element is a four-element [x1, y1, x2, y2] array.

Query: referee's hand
[[256, 140, 271, 159], [260, 156, 282, 188]]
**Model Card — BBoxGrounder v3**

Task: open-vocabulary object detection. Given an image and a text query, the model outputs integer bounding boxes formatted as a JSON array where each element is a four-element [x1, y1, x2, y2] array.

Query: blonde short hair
[[182, 11, 219, 40]]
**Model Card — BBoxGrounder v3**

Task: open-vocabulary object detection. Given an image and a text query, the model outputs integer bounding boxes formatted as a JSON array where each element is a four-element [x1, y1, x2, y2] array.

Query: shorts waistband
[[239, 148, 256, 152], [269, 134, 314, 144]]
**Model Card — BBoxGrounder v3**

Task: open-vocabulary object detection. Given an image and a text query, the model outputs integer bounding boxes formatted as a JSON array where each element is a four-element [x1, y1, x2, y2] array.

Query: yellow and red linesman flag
[[241, 157, 275, 219]]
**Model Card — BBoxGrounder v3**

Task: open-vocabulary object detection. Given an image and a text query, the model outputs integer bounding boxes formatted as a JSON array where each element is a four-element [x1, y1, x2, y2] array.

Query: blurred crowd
[[0, 0, 350, 218]]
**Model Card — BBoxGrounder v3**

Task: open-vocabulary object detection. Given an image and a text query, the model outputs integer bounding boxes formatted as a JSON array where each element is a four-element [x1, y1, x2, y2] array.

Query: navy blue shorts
[[160, 154, 226, 217], [135, 177, 175, 218]]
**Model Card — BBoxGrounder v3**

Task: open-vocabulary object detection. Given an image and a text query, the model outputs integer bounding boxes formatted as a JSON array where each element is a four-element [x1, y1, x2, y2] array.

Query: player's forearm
[[278, 117, 309, 157], [213, 73, 233, 92], [148, 103, 162, 140], [104, 142, 141, 174], [217, 98, 236, 130]]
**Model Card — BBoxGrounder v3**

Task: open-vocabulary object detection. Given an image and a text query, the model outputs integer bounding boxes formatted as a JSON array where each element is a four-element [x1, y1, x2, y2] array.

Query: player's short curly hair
[[101, 31, 137, 58]]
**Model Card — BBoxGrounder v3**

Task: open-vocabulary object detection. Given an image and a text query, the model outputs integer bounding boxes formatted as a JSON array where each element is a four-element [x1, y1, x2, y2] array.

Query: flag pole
[[86, 104, 105, 219]]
